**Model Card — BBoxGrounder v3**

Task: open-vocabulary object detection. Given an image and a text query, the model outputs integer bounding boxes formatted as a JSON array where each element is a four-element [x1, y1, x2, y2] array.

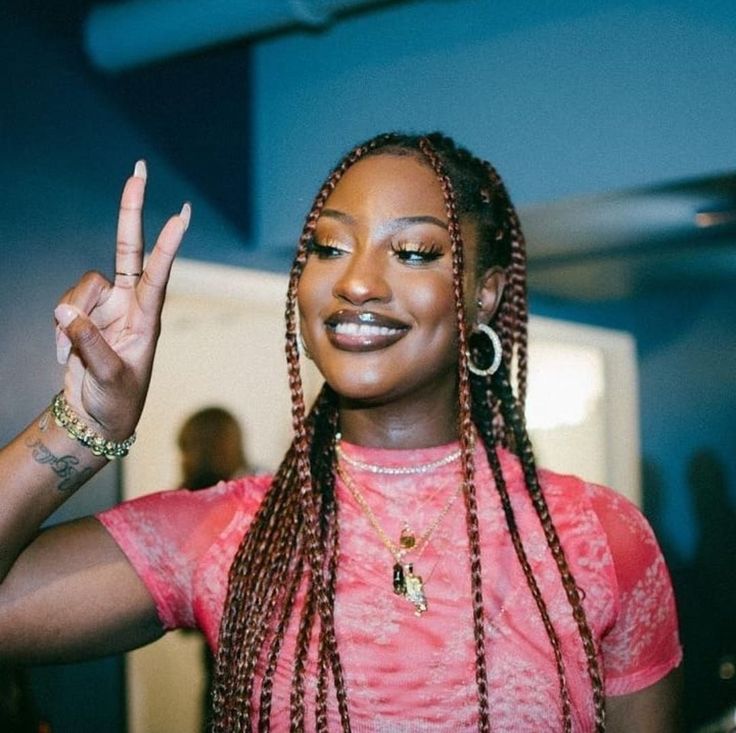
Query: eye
[[391, 240, 444, 265], [307, 238, 347, 259]]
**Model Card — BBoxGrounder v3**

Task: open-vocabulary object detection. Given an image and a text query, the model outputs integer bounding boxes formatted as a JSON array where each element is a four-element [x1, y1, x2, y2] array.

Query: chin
[[324, 376, 391, 404]]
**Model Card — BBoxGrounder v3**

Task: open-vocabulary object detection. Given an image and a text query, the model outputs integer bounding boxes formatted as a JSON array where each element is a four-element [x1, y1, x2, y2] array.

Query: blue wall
[[3, 0, 735, 729], [251, 0, 736, 248]]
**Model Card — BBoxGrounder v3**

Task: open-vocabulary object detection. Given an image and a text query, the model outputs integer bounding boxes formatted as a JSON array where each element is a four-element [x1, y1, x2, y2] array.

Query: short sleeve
[[97, 476, 269, 630], [587, 484, 683, 695]]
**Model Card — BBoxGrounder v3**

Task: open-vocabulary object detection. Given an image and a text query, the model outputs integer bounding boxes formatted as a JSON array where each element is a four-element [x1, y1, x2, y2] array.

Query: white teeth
[[333, 323, 401, 337]]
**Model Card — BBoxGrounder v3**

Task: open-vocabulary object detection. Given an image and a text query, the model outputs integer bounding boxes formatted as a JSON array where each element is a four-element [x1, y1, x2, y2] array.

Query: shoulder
[[97, 473, 272, 561], [95, 474, 273, 632], [493, 451, 682, 689], [493, 447, 650, 540], [533, 463, 652, 543]]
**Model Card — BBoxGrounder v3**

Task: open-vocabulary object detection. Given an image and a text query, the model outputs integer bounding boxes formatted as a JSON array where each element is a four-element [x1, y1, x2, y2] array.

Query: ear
[[474, 267, 506, 323]]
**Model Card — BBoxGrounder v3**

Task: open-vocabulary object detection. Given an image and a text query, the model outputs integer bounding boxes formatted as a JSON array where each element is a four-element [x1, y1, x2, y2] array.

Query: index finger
[[114, 160, 147, 288], [136, 202, 191, 315]]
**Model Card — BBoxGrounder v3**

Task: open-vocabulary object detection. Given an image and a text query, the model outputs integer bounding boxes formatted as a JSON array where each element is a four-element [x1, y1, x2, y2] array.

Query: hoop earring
[[467, 323, 502, 377], [299, 333, 313, 360]]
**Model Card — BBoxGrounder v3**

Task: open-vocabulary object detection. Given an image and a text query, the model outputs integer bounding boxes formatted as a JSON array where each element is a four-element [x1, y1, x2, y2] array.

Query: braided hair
[[210, 132, 605, 731]]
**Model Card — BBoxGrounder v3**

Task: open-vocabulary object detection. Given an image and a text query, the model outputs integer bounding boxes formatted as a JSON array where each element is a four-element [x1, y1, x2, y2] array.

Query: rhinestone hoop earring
[[467, 323, 502, 377]]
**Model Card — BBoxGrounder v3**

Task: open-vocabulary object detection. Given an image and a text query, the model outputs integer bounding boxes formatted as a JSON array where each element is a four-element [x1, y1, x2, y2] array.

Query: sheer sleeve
[[96, 476, 269, 630], [587, 484, 683, 696]]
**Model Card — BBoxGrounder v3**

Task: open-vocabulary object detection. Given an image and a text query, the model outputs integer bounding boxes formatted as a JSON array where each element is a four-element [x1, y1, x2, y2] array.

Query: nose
[[332, 249, 391, 306]]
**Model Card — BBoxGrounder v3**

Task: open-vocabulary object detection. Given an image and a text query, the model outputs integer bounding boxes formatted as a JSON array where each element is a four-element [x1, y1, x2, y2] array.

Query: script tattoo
[[25, 438, 94, 492]]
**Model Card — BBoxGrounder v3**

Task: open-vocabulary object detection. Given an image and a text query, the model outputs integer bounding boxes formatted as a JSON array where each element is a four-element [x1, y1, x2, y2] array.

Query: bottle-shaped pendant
[[403, 564, 428, 616]]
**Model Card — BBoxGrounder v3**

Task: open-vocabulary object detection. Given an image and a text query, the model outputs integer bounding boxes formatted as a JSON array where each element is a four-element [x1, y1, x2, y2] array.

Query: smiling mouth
[[325, 310, 409, 351]]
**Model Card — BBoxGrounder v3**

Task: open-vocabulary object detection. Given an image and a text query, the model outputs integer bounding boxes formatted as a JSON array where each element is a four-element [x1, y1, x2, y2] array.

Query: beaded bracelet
[[51, 391, 136, 460]]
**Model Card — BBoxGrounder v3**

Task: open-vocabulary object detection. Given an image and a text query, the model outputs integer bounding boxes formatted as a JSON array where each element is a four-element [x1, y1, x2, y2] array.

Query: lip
[[324, 309, 410, 352]]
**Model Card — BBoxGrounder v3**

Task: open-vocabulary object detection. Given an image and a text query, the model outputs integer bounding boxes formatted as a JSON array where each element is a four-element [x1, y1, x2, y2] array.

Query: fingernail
[[54, 304, 79, 328], [55, 326, 72, 364], [57, 341, 72, 365], [180, 202, 191, 231], [134, 159, 147, 180], [56, 326, 71, 348]]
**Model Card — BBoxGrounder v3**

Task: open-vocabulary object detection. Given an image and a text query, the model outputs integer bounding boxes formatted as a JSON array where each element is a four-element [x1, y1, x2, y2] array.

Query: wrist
[[51, 391, 137, 460]]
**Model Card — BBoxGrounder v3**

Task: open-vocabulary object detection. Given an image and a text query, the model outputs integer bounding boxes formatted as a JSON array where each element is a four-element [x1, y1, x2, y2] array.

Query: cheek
[[296, 266, 325, 322], [410, 275, 456, 323]]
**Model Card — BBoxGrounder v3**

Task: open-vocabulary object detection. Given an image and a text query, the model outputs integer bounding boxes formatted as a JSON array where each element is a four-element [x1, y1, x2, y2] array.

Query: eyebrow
[[320, 209, 448, 233]]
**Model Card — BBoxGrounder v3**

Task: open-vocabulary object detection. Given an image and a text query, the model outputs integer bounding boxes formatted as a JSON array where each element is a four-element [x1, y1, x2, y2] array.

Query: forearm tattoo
[[25, 438, 94, 493]]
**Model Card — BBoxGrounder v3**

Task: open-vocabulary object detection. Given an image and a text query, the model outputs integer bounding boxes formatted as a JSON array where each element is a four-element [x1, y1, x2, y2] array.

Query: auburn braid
[[211, 449, 300, 729], [490, 365, 606, 730], [481, 161, 529, 412], [469, 372, 573, 730], [418, 136, 492, 732], [212, 130, 606, 732], [422, 135, 606, 728], [258, 555, 304, 731], [281, 134, 404, 732], [212, 133, 404, 732]]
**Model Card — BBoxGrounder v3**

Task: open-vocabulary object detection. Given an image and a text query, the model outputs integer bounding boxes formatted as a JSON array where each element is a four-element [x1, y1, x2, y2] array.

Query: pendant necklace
[[336, 462, 464, 617]]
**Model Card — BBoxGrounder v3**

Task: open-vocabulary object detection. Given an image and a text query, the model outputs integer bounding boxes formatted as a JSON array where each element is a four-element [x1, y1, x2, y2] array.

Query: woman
[[0, 133, 681, 731]]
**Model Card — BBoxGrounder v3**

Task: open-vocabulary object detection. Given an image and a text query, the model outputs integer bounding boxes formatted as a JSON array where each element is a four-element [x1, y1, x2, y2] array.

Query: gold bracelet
[[50, 391, 136, 460]]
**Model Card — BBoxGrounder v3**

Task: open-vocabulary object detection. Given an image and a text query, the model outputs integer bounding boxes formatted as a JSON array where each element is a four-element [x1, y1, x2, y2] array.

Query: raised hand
[[54, 161, 190, 442]]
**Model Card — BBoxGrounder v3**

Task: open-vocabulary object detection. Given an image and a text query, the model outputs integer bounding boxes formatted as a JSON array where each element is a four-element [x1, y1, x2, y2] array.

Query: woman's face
[[298, 153, 483, 409]]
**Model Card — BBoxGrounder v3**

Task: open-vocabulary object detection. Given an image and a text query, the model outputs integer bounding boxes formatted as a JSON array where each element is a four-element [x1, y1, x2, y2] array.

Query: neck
[[337, 389, 461, 449]]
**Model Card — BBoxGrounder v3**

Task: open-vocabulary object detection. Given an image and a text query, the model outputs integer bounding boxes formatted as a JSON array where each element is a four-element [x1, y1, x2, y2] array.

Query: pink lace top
[[98, 442, 681, 731]]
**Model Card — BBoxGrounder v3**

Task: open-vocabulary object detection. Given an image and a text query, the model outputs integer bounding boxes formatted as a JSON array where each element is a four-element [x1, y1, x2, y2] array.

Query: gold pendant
[[399, 523, 416, 549], [393, 563, 428, 616]]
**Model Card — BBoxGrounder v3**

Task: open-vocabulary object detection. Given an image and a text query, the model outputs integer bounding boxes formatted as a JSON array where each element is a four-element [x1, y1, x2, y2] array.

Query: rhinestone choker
[[335, 434, 462, 476]]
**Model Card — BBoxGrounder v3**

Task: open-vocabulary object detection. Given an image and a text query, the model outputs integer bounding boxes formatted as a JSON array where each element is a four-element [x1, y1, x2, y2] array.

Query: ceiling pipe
[[84, 0, 416, 72]]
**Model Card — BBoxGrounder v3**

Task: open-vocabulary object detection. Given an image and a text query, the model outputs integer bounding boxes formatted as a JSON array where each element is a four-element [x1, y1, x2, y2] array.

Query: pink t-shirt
[[98, 442, 681, 731]]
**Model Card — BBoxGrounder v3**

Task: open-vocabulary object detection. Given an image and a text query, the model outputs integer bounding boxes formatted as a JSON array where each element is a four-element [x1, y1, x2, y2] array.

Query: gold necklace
[[337, 464, 464, 616]]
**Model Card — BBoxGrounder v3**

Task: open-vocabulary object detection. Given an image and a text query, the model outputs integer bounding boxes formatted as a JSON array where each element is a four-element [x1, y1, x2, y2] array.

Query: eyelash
[[307, 238, 346, 259], [307, 238, 444, 264], [390, 240, 443, 264]]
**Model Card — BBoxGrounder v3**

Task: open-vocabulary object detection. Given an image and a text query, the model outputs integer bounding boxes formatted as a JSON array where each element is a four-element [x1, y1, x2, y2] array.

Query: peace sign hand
[[54, 161, 190, 442]]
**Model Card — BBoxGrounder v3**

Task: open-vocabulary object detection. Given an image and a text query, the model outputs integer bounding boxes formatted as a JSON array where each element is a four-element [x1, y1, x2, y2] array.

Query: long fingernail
[[180, 202, 191, 231], [134, 159, 147, 180], [54, 304, 79, 328], [57, 341, 72, 365], [55, 326, 72, 364]]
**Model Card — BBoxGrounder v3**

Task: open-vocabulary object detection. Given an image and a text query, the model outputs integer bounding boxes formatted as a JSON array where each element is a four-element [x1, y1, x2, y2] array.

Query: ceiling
[[522, 172, 736, 300]]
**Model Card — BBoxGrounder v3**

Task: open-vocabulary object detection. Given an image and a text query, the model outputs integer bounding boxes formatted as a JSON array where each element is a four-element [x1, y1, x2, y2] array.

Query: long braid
[[423, 134, 606, 728], [481, 162, 529, 413], [211, 450, 301, 730], [282, 133, 404, 731], [490, 365, 606, 730], [212, 133, 404, 732], [258, 555, 305, 731], [418, 137, 492, 732], [315, 480, 341, 730], [283, 163, 351, 733], [470, 371, 573, 730], [287, 135, 406, 733], [211, 130, 607, 732]]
